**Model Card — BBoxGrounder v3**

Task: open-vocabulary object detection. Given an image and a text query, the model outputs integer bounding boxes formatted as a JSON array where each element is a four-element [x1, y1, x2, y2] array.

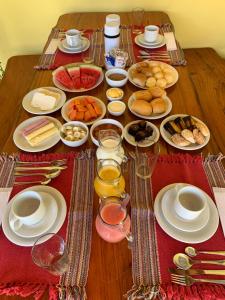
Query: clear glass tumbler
[[132, 7, 145, 34], [31, 233, 69, 276]]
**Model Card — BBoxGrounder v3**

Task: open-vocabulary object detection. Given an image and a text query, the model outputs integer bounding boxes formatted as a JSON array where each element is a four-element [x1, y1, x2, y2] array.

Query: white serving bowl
[[90, 118, 124, 146], [105, 68, 128, 87], [60, 121, 89, 147], [107, 101, 126, 116], [106, 88, 124, 101]]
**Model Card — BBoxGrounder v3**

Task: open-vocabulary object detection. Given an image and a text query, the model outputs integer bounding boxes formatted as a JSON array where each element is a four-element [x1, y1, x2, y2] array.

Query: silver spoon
[[15, 165, 67, 171], [16, 159, 67, 167], [185, 246, 225, 257], [14, 178, 51, 186], [173, 253, 225, 270], [14, 169, 61, 179]]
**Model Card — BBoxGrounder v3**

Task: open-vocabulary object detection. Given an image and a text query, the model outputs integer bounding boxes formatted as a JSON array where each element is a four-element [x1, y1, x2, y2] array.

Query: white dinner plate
[[128, 61, 179, 90], [160, 114, 210, 151], [22, 87, 66, 115], [154, 183, 219, 243], [161, 186, 210, 232], [2, 185, 67, 247], [13, 116, 62, 152], [135, 35, 166, 49], [137, 33, 164, 46], [61, 96, 106, 126], [128, 94, 172, 120], [58, 37, 90, 54], [9, 192, 58, 238], [123, 120, 160, 147]]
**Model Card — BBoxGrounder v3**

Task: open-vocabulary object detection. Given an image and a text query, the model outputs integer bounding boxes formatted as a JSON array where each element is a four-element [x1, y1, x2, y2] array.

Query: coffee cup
[[65, 29, 81, 47], [144, 25, 159, 43], [9, 191, 46, 231], [174, 185, 207, 220]]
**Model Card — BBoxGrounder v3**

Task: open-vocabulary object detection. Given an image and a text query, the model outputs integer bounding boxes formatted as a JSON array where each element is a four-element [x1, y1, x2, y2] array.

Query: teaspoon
[[173, 253, 225, 270], [16, 159, 67, 167], [14, 178, 51, 186], [185, 246, 225, 257], [14, 169, 61, 179]]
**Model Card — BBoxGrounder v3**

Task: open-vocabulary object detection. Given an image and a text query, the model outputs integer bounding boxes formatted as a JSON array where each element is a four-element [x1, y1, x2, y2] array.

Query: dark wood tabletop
[[0, 11, 225, 300]]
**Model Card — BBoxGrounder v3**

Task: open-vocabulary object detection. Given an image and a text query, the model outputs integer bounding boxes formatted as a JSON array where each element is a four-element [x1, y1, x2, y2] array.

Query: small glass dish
[[106, 88, 124, 101]]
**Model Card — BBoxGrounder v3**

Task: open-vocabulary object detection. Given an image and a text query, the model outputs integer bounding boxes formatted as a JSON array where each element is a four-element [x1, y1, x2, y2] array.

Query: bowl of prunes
[[123, 120, 160, 147]]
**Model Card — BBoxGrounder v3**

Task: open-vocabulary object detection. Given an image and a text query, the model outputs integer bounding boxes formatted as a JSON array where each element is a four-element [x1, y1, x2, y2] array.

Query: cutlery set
[[14, 159, 67, 185], [138, 49, 171, 61], [170, 246, 225, 286]]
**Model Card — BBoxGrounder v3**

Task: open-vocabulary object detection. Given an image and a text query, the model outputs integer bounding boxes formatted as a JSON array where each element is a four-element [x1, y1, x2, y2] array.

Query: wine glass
[[132, 7, 145, 34], [82, 32, 94, 64]]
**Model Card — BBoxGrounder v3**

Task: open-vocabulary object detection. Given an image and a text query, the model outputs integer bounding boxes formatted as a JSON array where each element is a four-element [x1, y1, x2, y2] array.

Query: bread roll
[[146, 77, 156, 88], [156, 78, 167, 88], [133, 90, 152, 101], [152, 66, 161, 74], [149, 86, 166, 98], [131, 99, 152, 116], [141, 67, 152, 77], [151, 98, 166, 114], [132, 73, 147, 87]]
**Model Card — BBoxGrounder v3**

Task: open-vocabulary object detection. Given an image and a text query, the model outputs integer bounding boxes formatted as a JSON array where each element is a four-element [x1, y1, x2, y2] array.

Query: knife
[[169, 268, 225, 276]]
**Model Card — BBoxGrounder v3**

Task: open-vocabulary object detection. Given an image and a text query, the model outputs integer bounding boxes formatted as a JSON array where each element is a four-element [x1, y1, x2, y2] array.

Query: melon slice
[[67, 66, 81, 89], [53, 66, 74, 89], [80, 64, 102, 80]]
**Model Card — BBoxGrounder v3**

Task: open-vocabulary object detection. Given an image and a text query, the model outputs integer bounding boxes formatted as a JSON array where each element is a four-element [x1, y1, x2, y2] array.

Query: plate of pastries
[[160, 114, 210, 150], [128, 60, 178, 89], [128, 87, 172, 120]]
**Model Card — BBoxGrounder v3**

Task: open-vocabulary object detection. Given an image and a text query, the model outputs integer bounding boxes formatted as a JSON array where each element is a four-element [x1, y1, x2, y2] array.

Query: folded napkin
[[163, 31, 177, 51], [0, 188, 12, 225], [213, 187, 225, 237]]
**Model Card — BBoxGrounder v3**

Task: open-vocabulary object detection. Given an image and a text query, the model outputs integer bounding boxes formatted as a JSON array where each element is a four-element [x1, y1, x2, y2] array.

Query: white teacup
[[174, 185, 207, 220], [144, 25, 159, 43], [9, 191, 46, 231], [65, 29, 81, 47]]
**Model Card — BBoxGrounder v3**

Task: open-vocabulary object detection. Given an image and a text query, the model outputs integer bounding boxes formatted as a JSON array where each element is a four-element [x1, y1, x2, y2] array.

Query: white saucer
[[154, 183, 219, 243], [135, 35, 166, 49], [161, 187, 210, 232], [62, 39, 84, 50], [58, 38, 90, 54], [137, 33, 164, 46], [9, 192, 58, 238], [2, 186, 67, 247]]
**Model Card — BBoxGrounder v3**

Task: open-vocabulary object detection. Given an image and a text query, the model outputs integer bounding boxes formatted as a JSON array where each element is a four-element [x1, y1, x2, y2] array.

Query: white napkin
[[44, 39, 59, 54], [0, 187, 12, 225], [213, 187, 225, 236], [164, 32, 177, 51]]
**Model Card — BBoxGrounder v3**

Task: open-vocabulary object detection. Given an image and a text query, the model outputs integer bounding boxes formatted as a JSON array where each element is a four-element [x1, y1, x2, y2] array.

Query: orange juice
[[94, 165, 125, 198]]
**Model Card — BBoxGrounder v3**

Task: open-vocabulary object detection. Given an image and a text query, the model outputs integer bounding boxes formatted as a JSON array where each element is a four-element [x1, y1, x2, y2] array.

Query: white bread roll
[[151, 98, 166, 114], [131, 99, 152, 116]]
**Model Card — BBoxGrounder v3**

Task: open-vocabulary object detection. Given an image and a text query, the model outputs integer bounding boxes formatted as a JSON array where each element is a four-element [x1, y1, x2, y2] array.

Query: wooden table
[[0, 12, 225, 300]]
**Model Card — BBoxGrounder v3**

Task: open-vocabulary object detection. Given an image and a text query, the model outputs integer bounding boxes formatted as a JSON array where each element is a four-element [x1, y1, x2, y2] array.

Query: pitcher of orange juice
[[94, 159, 126, 198]]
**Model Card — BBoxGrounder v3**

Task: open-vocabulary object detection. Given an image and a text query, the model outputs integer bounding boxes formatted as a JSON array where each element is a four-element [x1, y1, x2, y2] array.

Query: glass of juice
[[95, 196, 133, 243], [94, 159, 126, 198]]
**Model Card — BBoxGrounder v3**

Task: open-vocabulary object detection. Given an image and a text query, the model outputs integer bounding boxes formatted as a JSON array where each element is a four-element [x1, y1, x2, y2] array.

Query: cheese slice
[[39, 89, 61, 101], [28, 127, 59, 147], [31, 92, 57, 110], [25, 123, 55, 141]]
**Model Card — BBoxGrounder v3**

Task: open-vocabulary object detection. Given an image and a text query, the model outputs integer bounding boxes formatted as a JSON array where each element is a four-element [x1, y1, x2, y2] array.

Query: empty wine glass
[[82, 32, 94, 64], [132, 7, 145, 34], [31, 233, 69, 276]]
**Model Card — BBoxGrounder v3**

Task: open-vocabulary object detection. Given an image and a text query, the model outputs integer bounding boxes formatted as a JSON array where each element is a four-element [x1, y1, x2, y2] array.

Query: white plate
[[135, 35, 166, 49], [9, 192, 58, 238], [128, 61, 179, 89], [52, 63, 104, 93], [58, 37, 90, 54], [123, 120, 160, 147], [160, 114, 210, 151], [154, 183, 219, 243], [61, 96, 106, 126], [61, 38, 87, 50], [128, 94, 172, 120], [161, 187, 210, 232], [2, 185, 67, 247], [13, 116, 62, 152], [22, 87, 66, 115], [137, 33, 164, 46]]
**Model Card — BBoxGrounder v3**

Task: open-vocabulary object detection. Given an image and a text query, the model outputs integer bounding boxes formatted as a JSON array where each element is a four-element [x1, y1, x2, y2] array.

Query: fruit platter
[[52, 63, 104, 92], [61, 95, 106, 125]]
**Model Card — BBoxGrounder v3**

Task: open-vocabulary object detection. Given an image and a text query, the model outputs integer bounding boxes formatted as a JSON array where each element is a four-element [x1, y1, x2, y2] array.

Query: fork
[[171, 273, 225, 286]]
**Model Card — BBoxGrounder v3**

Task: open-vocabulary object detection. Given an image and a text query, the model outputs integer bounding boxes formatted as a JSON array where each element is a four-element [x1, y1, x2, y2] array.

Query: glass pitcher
[[96, 130, 127, 165], [94, 159, 125, 198], [95, 196, 133, 243]]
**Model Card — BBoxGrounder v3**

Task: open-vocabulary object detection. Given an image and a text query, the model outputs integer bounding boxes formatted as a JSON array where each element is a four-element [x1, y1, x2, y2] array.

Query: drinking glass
[[135, 142, 160, 179], [132, 7, 145, 34], [82, 32, 94, 64], [31, 233, 69, 275]]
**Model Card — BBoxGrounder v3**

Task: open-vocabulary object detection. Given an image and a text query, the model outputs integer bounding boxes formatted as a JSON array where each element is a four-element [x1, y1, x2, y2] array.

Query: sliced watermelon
[[80, 64, 102, 81], [67, 66, 81, 89], [53, 66, 74, 90], [81, 74, 97, 89]]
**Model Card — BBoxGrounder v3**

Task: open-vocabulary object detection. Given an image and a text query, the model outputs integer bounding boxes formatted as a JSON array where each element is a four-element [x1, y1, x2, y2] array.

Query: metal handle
[[197, 278, 225, 285], [200, 251, 225, 256], [15, 166, 66, 171], [198, 259, 225, 266]]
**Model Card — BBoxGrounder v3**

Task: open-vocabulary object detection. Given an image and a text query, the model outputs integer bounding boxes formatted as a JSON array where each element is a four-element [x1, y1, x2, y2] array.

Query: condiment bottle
[[104, 22, 120, 54]]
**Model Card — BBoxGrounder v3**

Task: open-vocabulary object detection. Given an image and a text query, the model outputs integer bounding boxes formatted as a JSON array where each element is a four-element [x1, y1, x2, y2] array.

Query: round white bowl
[[105, 68, 128, 87], [90, 118, 124, 146], [106, 88, 124, 101], [60, 121, 89, 147], [107, 101, 126, 116]]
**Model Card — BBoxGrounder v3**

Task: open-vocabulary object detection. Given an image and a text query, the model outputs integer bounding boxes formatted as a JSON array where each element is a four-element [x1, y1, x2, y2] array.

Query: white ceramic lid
[[104, 21, 120, 36]]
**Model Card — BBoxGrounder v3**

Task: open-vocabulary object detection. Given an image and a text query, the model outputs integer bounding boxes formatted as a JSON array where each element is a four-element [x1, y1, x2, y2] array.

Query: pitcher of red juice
[[95, 196, 133, 243]]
